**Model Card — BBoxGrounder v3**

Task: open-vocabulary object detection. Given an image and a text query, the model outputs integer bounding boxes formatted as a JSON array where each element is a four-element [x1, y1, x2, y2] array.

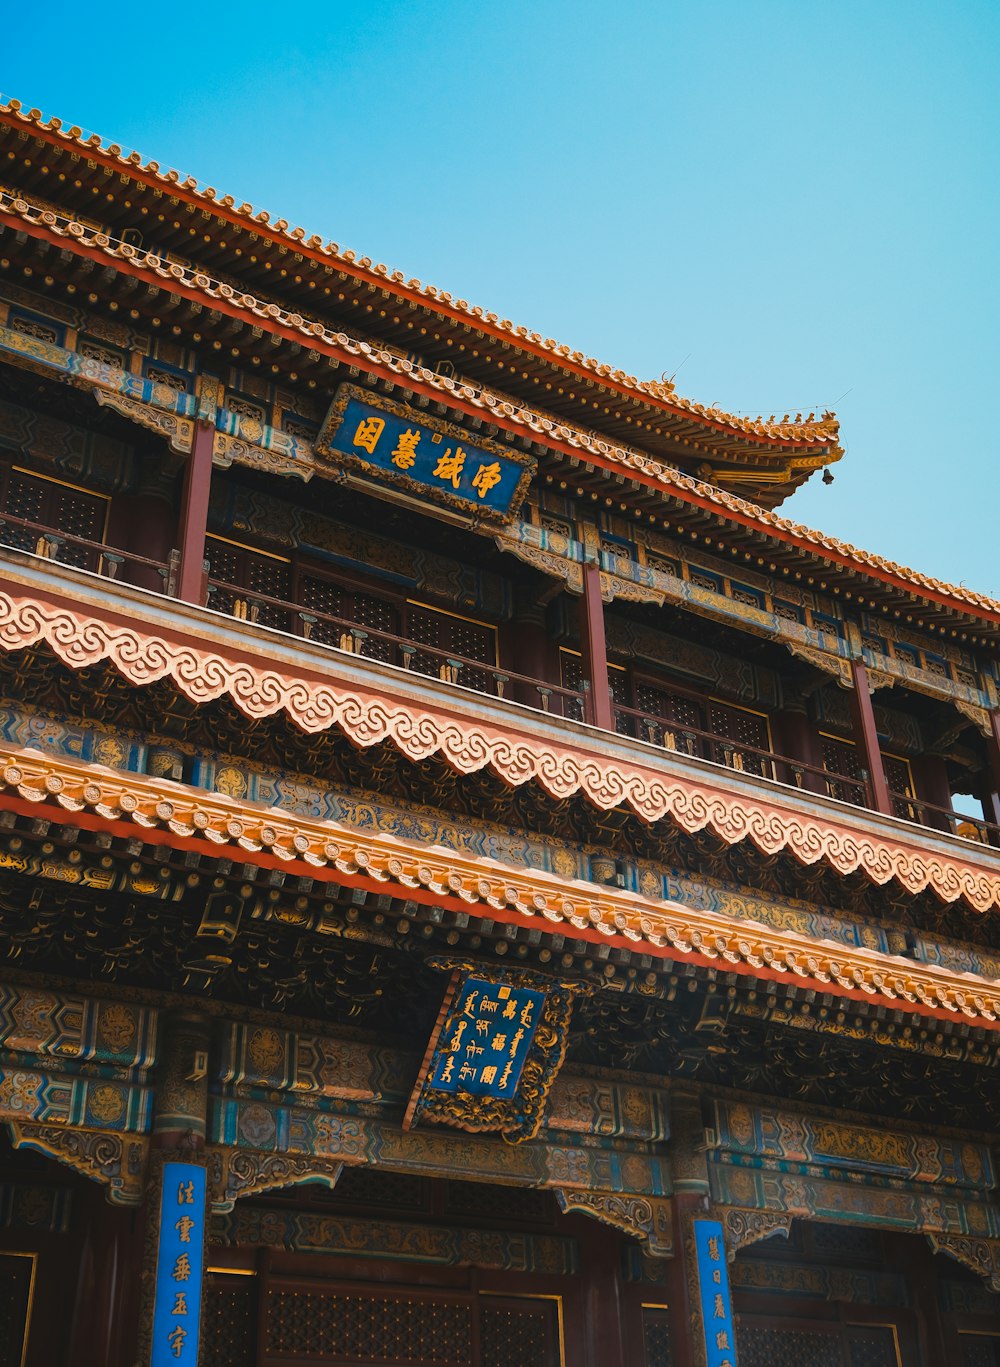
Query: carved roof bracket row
[[1, 564, 999, 911], [4, 737, 1000, 1023], [3, 189, 1000, 630]]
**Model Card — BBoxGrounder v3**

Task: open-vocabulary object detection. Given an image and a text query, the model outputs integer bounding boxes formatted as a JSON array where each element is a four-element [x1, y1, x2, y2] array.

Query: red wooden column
[[579, 560, 614, 730], [175, 419, 214, 605], [848, 659, 893, 816]]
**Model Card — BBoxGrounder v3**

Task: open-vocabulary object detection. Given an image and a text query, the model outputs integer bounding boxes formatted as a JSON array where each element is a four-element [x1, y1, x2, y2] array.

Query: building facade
[[1, 96, 1000, 1366]]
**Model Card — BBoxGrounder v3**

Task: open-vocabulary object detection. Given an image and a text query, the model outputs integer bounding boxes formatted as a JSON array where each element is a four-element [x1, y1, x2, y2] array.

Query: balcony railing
[[2, 518, 998, 851], [205, 575, 588, 718], [0, 512, 171, 585]]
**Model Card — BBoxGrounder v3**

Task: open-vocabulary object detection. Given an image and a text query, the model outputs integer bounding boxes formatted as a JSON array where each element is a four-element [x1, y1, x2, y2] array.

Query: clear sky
[[3, 2, 998, 593]]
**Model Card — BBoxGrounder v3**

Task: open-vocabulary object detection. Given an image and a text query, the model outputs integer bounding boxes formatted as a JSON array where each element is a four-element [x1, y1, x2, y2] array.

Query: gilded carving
[[722, 1207, 794, 1259], [93, 391, 193, 453], [554, 1189, 673, 1256], [207, 1145, 343, 1213], [3, 745, 1000, 1025], [927, 1233, 1000, 1293], [7, 1120, 147, 1204], [0, 585, 998, 917]]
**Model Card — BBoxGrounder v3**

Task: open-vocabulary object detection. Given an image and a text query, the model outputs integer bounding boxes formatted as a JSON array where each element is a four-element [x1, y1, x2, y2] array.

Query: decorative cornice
[[927, 1233, 1000, 1293], [7, 1120, 147, 1204], [1, 578, 999, 914], [206, 1145, 342, 1213], [554, 1190, 673, 1256], [3, 745, 1000, 1027], [722, 1207, 794, 1259]]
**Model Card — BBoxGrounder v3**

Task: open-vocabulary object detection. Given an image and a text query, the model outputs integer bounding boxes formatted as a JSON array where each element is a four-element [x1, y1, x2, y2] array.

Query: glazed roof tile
[[0, 97, 837, 454], [0, 181, 994, 624]]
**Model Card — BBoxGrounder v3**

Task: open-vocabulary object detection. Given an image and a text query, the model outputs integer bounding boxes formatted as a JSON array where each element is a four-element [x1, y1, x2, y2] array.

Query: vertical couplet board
[[694, 1218, 739, 1367], [150, 1162, 206, 1367]]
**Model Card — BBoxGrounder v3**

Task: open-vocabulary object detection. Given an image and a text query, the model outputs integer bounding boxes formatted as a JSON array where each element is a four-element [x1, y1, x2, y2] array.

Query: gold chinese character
[[353, 416, 385, 454], [177, 1180, 195, 1205], [707, 1235, 720, 1261], [471, 461, 502, 498], [713, 1292, 726, 1318], [175, 1215, 195, 1244], [712, 1268, 722, 1284], [172, 1253, 191, 1282], [168, 1324, 187, 1358], [171, 1293, 188, 1316], [480, 1065, 498, 1085], [391, 428, 420, 469], [433, 446, 466, 487], [502, 999, 517, 1020], [716, 1330, 731, 1350], [491, 1033, 508, 1052]]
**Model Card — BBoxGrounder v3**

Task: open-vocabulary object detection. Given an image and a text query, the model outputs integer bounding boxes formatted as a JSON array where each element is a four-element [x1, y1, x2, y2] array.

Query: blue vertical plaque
[[151, 1162, 206, 1366], [694, 1218, 739, 1366]]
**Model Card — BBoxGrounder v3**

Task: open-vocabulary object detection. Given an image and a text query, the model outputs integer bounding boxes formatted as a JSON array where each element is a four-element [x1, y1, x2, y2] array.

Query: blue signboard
[[429, 978, 544, 1098], [317, 386, 532, 521], [151, 1162, 206, 1366], [694, 1218, 739, 1367]]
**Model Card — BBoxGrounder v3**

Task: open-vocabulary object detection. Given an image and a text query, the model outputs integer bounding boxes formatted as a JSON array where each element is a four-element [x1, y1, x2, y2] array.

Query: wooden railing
[[205, 575, 589, 718], [1, 519, 997, 849]]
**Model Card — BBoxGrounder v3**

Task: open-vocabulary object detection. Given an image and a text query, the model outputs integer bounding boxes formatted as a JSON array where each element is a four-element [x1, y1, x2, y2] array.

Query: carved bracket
[[722, 1207, 794, 1260], [94, 390, 194, 454], [927, 1232, 1000, 1293], [207, 1145, 344, 1213], [554, 1189, 673, 1257], [786, 642, 853, 690], [7, 1120, 148, 1205]]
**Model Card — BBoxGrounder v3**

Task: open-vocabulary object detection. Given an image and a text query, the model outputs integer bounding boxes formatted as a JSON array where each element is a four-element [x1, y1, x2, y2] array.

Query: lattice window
[[445, 1181, 552, 1223], [961, 1337, 1000, 1367], [480, 1299, 560, 1367], [299, 576, 397, 662], [206, 537, 292, 631], [708, 700, 773, 778], [738, 1325, 842, 1367], [201, 1275, 258, 1367], [846, 1325, 902, 1366], [0, 465, 107, 570], [0, 1254, 33, 1367], [264, 1288, 474, 1363], [634, 681, 703, 754], [821, 735, 867, 806], [331, 1166, 430, 1212], [642, 1309, 673, 1367], [407, 603, 497, 693]]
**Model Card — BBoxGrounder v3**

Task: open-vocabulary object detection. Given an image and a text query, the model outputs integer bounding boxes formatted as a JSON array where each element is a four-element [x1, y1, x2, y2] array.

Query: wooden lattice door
[[0, 464, 107, 570], [205, 537, 293, 631], [406, 602, 498, 692]]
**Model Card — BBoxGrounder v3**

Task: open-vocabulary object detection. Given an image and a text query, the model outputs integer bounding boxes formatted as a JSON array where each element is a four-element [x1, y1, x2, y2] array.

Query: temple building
[[3, 94, 1000, 1367]]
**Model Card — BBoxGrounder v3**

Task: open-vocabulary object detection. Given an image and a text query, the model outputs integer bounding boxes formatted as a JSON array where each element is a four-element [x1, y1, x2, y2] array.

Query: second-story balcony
[[1, 497, 999, 877]]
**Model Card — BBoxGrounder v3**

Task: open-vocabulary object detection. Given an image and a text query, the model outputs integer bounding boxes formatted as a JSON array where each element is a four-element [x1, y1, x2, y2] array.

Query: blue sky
[[3, 2, 998, 593]]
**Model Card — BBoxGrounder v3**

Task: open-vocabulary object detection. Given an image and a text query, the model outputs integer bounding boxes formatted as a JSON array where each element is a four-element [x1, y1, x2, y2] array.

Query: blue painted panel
[[429, 978, 544, 1098], [151, 1162, 206, 1367], [694, 1218, 739, 1366]]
